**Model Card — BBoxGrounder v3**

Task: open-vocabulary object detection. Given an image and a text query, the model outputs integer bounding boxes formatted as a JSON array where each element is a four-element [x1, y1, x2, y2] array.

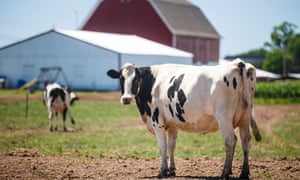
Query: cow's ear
[[107, 69, 120, 79]]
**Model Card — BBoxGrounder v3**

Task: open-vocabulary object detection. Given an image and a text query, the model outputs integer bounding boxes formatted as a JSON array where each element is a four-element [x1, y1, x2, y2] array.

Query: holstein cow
[[43, 83, 78, 132], [107, 59, 259, 179]]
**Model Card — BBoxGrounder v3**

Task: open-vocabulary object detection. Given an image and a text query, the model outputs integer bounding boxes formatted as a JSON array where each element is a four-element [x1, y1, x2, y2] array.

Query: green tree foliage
[[262, 49, 292, 74], [236, 48, 267, 57], [263, 21, 300, 75], [287, 34, 300, 72]]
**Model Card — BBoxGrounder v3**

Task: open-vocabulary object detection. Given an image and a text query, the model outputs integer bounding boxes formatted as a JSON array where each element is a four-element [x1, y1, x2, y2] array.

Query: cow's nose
[[121, 97, 132, 105]]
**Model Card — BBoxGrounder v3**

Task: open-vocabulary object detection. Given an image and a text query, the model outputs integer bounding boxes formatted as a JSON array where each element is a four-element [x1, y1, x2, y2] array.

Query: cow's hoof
[[157, 169, 168, 178], [169, 169, 176, 177], [221, 173, 230, 180], [239, 172, 249, 179], [49, 127, 54, 132], [63, 127, 68, 132]]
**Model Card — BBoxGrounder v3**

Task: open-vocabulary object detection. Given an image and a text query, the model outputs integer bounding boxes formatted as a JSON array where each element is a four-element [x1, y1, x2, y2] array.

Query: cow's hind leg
[[62, 108, 68, 132], [168, 130, 178, 177], [54, 112, 59, 131], [239, 123, 251, 179], [219, 124, 237, 179], [67, 104, 76, 127]]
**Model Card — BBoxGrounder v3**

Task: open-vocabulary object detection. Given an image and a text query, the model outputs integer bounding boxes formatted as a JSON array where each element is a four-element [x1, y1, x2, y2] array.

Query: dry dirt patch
[[1, 150, 299, 179]]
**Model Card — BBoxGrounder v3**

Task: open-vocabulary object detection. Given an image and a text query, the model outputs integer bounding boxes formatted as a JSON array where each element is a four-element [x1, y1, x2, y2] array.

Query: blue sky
[[0, 0, 299, 58]]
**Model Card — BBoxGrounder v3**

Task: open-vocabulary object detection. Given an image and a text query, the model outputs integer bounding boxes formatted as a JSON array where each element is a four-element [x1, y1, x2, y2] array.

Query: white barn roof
[[55, 29, 193, 57]]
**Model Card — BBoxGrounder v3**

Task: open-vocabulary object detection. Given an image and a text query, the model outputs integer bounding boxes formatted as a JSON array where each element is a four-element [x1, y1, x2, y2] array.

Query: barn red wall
[[82, 0, 172, 46], [176, 36, 219, 64]]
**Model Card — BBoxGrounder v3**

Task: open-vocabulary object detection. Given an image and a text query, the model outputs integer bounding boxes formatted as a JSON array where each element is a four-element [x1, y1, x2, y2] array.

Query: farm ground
[[0, 92, 299, 179]]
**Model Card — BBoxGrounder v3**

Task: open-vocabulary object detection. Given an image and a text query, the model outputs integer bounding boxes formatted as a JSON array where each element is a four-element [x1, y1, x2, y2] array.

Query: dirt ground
[[0, 92, 300, 179]]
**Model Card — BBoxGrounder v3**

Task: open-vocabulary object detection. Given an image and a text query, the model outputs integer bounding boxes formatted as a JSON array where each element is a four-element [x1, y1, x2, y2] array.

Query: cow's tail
[[237, 60, 251, 109], [238, 60, 262, 142]]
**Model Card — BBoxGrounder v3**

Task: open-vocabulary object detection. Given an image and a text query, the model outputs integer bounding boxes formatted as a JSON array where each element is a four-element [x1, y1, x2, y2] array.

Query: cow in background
[[43, 83, 79, 132], [107, 59, 260, 179]]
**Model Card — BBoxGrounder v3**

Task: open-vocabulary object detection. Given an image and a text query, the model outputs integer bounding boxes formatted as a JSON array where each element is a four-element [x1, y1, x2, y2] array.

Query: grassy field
[[0, 90, 299, 159]]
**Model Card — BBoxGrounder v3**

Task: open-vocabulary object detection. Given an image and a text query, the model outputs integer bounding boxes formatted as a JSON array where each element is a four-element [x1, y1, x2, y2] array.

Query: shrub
[[255, 80, 300, 98]]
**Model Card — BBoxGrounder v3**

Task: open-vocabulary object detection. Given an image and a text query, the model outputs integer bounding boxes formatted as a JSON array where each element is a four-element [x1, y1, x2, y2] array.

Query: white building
[[0, 29, 193, 90]]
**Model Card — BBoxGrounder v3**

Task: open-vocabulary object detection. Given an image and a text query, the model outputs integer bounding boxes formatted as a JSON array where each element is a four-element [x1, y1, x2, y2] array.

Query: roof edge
[[0, 29, 55, 51], [148, 0, 175, 35], [79, 0, 103, 30]]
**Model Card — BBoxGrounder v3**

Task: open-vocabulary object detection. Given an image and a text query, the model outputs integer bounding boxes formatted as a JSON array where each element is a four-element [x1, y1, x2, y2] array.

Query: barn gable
[[81, 0, 220, 64]]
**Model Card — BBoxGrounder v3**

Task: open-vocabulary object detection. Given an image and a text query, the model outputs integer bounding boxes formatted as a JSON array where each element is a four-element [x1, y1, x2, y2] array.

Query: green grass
[[0, 90, 299, 159]]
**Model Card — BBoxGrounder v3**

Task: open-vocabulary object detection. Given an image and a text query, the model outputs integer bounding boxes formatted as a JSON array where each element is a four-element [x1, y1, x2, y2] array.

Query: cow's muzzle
[[121, 96, 133, 105]]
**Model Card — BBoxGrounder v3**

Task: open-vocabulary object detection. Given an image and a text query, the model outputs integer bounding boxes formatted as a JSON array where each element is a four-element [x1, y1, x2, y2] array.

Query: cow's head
[[107, 63, 140, 105]]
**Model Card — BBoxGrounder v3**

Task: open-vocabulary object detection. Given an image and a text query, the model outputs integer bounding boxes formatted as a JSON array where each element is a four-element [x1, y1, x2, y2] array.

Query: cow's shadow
[[142, 175, 243, 180]]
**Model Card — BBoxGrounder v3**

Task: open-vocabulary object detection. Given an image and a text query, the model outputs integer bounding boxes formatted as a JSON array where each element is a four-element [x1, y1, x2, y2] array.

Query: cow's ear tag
[[107, 69, 120, 79]]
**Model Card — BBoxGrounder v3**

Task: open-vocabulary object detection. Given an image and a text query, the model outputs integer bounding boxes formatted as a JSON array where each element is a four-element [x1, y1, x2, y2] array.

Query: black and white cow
[[107, 59, 261, 179], [43, 83, 78, 132]]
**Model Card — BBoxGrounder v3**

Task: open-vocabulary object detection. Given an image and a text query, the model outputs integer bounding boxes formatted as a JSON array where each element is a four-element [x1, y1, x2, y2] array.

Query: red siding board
[[82, 0, 172, 46], [176, 36, 219, 64]]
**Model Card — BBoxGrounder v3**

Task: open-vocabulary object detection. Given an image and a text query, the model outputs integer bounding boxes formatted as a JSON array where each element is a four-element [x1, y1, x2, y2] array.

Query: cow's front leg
[[47, 105, 54, 132], [153, 126, 168, 178], [168, 130, 178, 177]]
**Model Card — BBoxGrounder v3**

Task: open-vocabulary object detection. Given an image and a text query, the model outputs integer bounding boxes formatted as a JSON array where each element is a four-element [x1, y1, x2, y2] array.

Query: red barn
[[82, 0, 220, 64]]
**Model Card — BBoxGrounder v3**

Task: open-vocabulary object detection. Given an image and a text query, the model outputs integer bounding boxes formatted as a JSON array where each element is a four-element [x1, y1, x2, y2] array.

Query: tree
[[262, 48, 292, 74], [287, 34, 300, 72], [263, 21, 298, 76]]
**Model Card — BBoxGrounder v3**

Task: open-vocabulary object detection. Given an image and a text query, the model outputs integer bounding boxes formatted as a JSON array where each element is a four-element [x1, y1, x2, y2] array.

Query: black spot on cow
[[233, 77, 237, 90], [49, 88, 66, 105], [168, 104, 174, 117], [131, 68, 140, 95], [223, 76, 229, 87], [134, 67, 155, 117], [238, 62, 245, 76], [167, 74, 185, 102], [152, 107, 159, 124], [175, 89, 186, 122], [176, 103, 185, 122], [169, 76, 176, 83], [177, 89, 186, 107]]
